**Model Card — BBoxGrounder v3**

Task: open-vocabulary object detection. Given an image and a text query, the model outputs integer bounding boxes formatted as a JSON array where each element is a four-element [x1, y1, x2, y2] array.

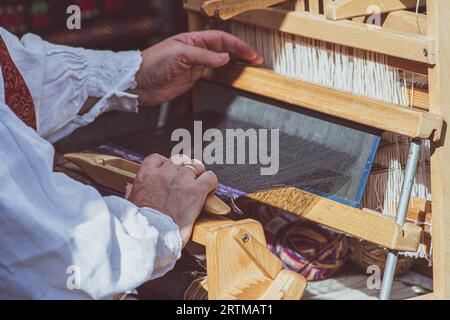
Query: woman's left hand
[[131, 30, 263, 107]]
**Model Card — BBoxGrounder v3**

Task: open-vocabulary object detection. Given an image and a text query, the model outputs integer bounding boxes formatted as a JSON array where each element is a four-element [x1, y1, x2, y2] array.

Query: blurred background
[[0, 0, 189, 151]]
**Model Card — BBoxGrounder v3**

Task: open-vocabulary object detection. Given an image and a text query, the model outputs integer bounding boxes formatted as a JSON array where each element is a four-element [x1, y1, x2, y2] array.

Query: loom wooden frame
[[184, 0, 450, 300]]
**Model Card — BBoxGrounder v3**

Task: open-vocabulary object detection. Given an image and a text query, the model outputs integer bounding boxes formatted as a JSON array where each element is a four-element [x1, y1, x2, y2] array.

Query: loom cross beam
[[201, 0, 289, 20]]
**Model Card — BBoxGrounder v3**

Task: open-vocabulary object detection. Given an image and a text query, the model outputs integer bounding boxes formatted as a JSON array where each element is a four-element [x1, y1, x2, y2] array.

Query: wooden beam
[[406, 86, 429, 111], [203, 64, 443, 140], [192, 215, 241, 246], [325, 0, 426, 21], [428, 0, 450, 300], [216, 0, 288, 20], [246, 187, 422, 252], [184, 1, 436, 65], [383, 10, 427, 35]]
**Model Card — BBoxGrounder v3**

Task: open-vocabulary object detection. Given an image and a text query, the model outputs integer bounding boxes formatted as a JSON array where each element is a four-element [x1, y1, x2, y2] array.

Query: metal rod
[[379, 139, 422, 300]]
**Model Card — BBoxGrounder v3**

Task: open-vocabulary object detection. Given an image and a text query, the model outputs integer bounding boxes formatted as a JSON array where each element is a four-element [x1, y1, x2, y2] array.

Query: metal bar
[[379, 139, 422, 300]]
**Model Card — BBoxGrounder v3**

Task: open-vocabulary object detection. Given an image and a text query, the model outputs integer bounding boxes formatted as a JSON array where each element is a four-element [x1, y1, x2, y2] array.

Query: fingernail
[[219, 53, 229, 61]]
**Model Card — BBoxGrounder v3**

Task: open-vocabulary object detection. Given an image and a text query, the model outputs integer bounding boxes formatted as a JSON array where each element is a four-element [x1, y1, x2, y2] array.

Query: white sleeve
[[0, 102, 182, 300], [37, 41, 142, 143], [0, 28, 142, 143]]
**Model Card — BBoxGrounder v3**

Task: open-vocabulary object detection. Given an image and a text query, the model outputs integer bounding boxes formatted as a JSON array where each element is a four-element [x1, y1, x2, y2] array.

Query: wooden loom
[[183, 0, 450, 300]]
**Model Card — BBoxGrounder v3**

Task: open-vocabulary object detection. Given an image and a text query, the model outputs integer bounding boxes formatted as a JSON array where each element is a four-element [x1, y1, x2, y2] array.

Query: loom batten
[[202, 65, 441, 140]]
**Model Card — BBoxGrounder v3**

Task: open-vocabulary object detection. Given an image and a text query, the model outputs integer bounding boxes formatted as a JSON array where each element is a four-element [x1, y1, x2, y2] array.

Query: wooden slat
[[260, 270, 307, 300], [216, 0, 288, 20], [246, 187, 422, 252], [203, 64, 443, 140], [192, 215, 240, 246], [325, 0, 426, 21], [428, 0, 450, 300], [406, 87, 429, 110], [383, 10, 427, 35], [308, 0, 320, 14], [184, 1, 436, 65]]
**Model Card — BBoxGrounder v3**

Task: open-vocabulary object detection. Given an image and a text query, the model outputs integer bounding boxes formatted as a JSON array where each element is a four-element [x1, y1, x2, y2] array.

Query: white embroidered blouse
[[0, 27, 182, 299]]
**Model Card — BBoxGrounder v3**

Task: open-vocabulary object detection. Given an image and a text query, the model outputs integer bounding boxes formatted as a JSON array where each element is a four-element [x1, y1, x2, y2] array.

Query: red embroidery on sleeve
[[0, 35, 37, 130]]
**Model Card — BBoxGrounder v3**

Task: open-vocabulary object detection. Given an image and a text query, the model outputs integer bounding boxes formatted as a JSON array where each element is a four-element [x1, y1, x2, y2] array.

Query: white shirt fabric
[[0, 28, 182, 299]]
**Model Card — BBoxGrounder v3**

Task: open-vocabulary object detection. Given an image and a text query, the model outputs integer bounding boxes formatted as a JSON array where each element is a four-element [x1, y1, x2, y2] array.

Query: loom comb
[[63, 152, 308, 300], [63, 153, 232, 216]]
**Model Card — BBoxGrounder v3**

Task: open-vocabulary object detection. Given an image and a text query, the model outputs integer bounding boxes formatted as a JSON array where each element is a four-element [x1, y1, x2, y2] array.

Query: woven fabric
[[0, 35, 36, 130]]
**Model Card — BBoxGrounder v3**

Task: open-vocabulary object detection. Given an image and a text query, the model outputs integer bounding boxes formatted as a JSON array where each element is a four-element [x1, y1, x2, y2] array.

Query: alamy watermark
[[171, 121, 280, 176], [366, 5, 382, 30], [367, 265, 382, 290], [66, 5, 81, 30], [66, 265, 82, 290]]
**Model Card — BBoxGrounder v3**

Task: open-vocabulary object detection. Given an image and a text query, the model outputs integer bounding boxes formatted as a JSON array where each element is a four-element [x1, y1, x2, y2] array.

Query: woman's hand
[[127, 154, 218, 248], [131, 30, 263, 107]]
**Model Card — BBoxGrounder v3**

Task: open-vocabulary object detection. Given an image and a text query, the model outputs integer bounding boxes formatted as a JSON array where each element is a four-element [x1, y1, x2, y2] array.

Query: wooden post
[[309, 0, 320, 14], [427, 0, 450, 300], [294, 0, 306, 11]]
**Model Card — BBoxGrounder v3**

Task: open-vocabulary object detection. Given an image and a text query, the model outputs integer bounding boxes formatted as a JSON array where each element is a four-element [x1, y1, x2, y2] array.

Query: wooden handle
[[63, 153, 231, 216], [216, 0, 287, 20], [205, 194, 231, 215]]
